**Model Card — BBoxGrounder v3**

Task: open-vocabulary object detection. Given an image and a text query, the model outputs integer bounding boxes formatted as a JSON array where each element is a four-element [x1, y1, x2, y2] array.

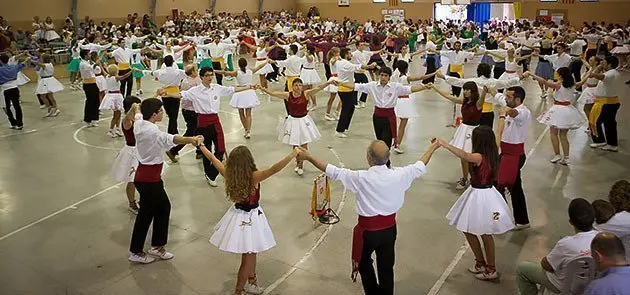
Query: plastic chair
[[540, 256, 597, 295]]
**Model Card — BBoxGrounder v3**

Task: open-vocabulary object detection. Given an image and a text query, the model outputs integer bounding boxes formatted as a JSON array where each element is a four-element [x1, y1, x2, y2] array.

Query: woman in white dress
[[216, 58, 269, 139], [240, 39, 276, 90], [435, 126, 515, 281], [498, 47, 531, 82], [575, 56, 601, 131], [31, 54, 64, 117], [324, 47, 342, 121], [98, 63, 135, 138], [43, 17, 61, 42], [532, 67, 584, 165], [261, 79, 332, 176], [299, 45, 322, 107], [390, 60, 436, 154], [202, 145, 300, 295]]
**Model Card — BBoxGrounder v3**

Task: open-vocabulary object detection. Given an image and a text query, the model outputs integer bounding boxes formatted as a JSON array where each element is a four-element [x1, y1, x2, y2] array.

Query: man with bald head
[[586, 232, 630, 295], [297, 139, 440, 295]]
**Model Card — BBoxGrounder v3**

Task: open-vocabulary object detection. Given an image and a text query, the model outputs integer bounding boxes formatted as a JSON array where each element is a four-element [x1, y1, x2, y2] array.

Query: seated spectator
[[586, 232, 630, 295], [592, 199, 615, 225], [516, 198, 598, 295], [595, 180, 630, 260]]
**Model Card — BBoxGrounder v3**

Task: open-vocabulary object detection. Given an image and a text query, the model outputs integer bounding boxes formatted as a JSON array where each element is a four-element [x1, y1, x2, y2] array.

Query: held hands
[[498, 106, 510, 117], [192, 135, 205, 147], [295, 147, 310, 161]]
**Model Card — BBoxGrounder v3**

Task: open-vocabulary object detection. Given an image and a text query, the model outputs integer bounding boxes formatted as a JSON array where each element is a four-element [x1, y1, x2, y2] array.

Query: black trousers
[[585, 48, 597, 61], [170, 109, 198, 155], [447, 71, 461, 97], [83, 83, 100, 123], [569, 59, 583, 91], [3, 88, 23, 127], [130, 180, 171, 253], [355, 73, 369, 103], [359, 225, 397, 295], [336, 91, 357, 133], [212, 61, 223, 85], [324, 62, 332, 80], [373, 115, 393, 149], [479, 112, 494, 128], [423, 55, 437, 84], [119, 68, 133, 97], [196, 124, 224, 181], [162, 97, 180, 135], [499, 154, 529, 225], [519, 50, 532, 72], [493, 62, 505, 80], [591, 103, 620, 146], [266, 63, 279, 81]]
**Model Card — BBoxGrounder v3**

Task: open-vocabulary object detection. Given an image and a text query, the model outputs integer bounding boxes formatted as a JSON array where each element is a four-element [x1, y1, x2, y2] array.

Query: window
[[373, 0, 386, 3], [401, 0, 415, 2]]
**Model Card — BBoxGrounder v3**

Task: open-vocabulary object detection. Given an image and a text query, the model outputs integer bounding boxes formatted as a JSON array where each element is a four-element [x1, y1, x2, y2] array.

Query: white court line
[[262, 145, 348, 294], [0, 127, 244, 243], [427, 126, 550, 295]]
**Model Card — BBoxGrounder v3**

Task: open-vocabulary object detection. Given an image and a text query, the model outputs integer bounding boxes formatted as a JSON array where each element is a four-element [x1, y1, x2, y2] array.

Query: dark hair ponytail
[[557, 67, 575, 88]]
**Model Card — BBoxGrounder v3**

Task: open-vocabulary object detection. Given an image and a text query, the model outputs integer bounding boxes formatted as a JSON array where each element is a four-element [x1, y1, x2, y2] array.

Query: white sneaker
[[244, 132, 251, 139], [205, 175, 218, 187], [360, 101, 367, 108], [590, 142, 607, 148], [89, 122, 99, 127], [559, 157, 570, 165], [474, 270, 498, 280], [601, 145, 619, 152], [147, 247, 174, 260], [128, 253, 156, 264], [139, 89, 143, 95], [325, 114, 336, 121], [455, 178, 468, 190], [393, 146, 404, 154], [107, 130, 118, 138], [50, 109, 61, 117], [244, 282, 264, 295], [295, 167, 304, 176], [468, 262, 485, 274], [513, 223, 531, 231], [39, 105, 46, 109], [335, 132, 348, 138], [84, 122, 91, 128], [550, 154, 563, 163]]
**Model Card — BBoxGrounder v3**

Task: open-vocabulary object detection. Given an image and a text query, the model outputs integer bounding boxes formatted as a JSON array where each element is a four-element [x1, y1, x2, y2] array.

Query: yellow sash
[[553, 71, 560, 81], [589, 97, 619, 136], [338, 84, 353, 92], [117, 62, 131, 70], [83, 78, 96, 84], [286, 76, 299, 90], [212, 57, 225, 69], [482, 102, 493, 113], [164, 85, 180, 96], [449, 64, 464, 78], [354, 69, 366, 74]]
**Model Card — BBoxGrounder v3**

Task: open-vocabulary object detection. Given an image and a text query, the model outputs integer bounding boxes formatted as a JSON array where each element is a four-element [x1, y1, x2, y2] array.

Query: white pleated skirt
[[499, 71, 519, 81], [578, 87, 597, 105], [110, 145, 139, 183], [278, 115, 321, 146], [35, 77, 64, 94], [254, 61, 274, 75], [300, 69, 322, 85], [446, 186, 515, 235], [449, 123, 477, 153], [45, 30, 60, 41], [16, 72, 30, 85], [324, 76, 338, 93], [99, 92, 124, 111], [611, 46, 630, 54], [537, 105, 584, 130], [210, 205, 276, 254], [229, 89, 260, 109], [395, 97, 418, 118]]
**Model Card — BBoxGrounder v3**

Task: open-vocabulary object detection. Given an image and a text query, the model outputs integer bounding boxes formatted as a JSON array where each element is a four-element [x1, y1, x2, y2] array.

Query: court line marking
[[262, 145, 348, 294], [426, 126, 549, 295], [0, 127, 244, 243]]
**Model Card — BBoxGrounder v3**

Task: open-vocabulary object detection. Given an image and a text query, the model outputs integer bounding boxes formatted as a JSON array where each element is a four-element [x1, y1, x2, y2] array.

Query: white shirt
[[444, 76, 520, 105], [335, 59, 362, 84], [440, 50, 475, 65], [544, 53, 572, 70], [38, 63, 55, 77], [546, 230, 599, 290], [276, 55, 305, 77], [325, 161, 427, 217], [595, 212, 630, 260], [498, 101, 531, 144], [594, 69, 621, 98], [79, 59, 96, 79], [205, 42, 236, 59], [133, 114, 176, 165], [568, 39, 587, 56], [180, 84, 235, 114], [112, 47, 141, 64], [354, 82, 412, 108], [145, 66, 186, 87], [236, 69, 253, 86], [80, 42, 110, 53]]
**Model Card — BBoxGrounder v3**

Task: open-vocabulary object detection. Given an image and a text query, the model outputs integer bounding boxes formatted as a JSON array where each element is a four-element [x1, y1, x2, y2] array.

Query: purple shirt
[[0, 63, 25, 85], [586, 266, 630, 295]]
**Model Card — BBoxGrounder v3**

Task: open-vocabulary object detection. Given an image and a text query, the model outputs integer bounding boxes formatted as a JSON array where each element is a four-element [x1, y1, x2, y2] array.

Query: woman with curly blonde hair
[[200, 144, 299, 295], [595, 180, 630, 260]]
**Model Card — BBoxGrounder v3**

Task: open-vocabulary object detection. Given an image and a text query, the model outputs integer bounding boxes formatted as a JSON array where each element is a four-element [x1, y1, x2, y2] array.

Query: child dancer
[[262, 79, 332, 176], [131, 44, 149, 95], [532, 67, 584, 165], [111, 96, 142, 214], [240, 38, 276, 90], [203, 145, 299, 295], [324, 47, 342, 121], [435, 126, 515, 280], [300, 45, 322, 107], [99, 63, 135, 137], [67, 39, 81, 89], [32, 54, 64, 117], [216, 58, 269, 139], [391, 60, 436, 154], [575, 56, 601, 130]]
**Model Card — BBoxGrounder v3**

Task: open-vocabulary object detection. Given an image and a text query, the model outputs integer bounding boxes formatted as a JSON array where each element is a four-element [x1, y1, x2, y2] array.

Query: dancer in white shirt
[[31, 54, 64, 117], [588, 56, 622, 152]]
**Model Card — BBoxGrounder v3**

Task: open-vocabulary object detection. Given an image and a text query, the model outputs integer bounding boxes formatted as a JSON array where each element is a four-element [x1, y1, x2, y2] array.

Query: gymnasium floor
[[0, 55, 628, 295]]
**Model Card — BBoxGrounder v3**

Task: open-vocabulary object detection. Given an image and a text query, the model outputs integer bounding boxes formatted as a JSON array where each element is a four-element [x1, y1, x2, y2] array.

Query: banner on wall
[[338, 0, 350, 7], [382, 9, 405, 22]]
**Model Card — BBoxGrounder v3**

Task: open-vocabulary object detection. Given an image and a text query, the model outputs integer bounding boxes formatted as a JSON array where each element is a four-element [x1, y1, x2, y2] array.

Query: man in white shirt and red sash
[[588, 56, 621, 152], [297, 139, 440, 295], [337, 67, 431, 164], [128, 98, 203, 264], [490, 85, 532, 230], [165, 66, 254, 186]]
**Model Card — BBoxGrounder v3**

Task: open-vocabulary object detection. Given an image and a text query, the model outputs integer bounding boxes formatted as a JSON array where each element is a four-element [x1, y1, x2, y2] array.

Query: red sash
[[497, 142, 525, 189], [373, 107, 397, 140], [135, 163, 163, 182], [553, 101, 571, 106], [197, 113, 225, 153], [351, 214, 396, 279]]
